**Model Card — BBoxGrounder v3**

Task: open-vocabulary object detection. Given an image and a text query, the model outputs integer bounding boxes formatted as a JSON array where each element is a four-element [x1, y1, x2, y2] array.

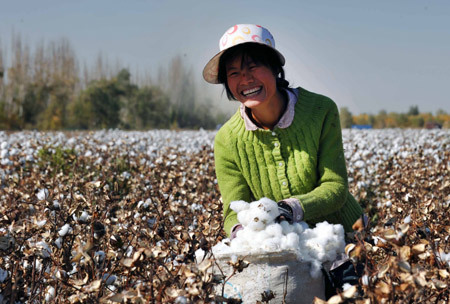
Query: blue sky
[[1, 0, 449, 115]]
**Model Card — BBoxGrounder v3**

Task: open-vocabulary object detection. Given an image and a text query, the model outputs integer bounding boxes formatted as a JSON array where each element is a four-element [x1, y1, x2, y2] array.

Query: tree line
[[339, 106, 449, 129], [0, 34, 225, 130], [0, 34, 448, 131]]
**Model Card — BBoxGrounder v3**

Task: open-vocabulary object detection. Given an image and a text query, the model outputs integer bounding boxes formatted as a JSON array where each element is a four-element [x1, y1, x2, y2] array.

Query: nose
[[240, 70, 254, 84]]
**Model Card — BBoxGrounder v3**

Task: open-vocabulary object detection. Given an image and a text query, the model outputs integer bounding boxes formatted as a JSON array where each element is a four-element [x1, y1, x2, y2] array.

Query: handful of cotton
[[212, 197, 346, 278]]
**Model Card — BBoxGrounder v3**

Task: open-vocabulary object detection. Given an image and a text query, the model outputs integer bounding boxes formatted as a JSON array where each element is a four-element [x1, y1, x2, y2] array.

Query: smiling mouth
[[241, 87, 262, 97]]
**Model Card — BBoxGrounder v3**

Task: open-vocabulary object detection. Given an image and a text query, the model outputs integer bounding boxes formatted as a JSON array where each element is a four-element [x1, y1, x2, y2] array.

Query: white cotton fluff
[[230, 200, 250, 213], [234, 198, 279, 231], [342, 283, 353, 291], [211, 197, 346, 279], [58, 224, 72, 237], [78, 211, 90, 222], [36, 241, 52, 258], [37, 188, 49, 201], [45, 286, 56, 302]]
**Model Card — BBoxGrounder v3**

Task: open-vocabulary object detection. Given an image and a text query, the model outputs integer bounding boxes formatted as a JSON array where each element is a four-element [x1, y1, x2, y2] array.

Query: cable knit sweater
[[214, 87, 363, 236]]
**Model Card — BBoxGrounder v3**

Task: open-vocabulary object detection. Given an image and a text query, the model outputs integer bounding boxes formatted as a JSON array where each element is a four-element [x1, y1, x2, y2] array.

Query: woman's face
[[225, 55, 278, 109]]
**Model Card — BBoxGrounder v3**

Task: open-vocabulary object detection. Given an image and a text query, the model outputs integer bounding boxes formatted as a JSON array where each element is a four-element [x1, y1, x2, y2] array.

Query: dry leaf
[[412, 243, 426, 254]]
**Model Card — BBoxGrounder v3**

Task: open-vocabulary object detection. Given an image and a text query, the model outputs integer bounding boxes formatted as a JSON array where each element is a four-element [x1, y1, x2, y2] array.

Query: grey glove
[[276, 198, 304, 223]]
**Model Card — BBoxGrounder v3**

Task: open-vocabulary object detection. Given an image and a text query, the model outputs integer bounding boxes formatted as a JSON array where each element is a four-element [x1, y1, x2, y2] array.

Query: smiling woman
[[203, 24, 363, 238], [222, 47, 285, 129]]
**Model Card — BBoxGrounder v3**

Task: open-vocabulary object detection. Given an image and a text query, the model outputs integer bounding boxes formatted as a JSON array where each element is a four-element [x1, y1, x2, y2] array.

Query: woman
[[203, 24, 363, 238]]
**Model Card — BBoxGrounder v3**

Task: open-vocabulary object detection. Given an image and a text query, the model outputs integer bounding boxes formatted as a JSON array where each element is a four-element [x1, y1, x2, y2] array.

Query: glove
[[230, 224, 243, 240], [276, 198, 304, 223], [276, 201, 294, 223]]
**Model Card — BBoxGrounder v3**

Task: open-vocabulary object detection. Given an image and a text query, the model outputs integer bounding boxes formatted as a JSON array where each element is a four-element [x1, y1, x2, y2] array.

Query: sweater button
[[282, 181, 287, 186], [278, 162, 283, 167], [274, 142, 279, 147], [272, 131, 276, 136]]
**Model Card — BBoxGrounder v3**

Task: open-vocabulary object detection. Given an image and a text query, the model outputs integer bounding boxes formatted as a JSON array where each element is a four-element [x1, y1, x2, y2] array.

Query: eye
[[227, 71, 238, 77]]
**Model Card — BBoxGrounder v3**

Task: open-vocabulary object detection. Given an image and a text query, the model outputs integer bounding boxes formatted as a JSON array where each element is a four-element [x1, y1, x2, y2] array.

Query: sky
[[1, 0, 449, 115]]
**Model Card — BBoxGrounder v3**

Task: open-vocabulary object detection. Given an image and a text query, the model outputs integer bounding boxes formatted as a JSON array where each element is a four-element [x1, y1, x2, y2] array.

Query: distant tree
[[407, 105, 419, 116], [408, 115, 425, 128], [339, 107, 353, 129], [124, 86, 170, 129], [373, 110, 387, 128], [70, 77, 122, 129], [353, 113, 371, 126], [436, 109, 447, 116]]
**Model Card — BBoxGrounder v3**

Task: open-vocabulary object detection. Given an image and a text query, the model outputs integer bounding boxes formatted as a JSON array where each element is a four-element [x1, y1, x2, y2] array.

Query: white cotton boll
[[35, 259, 43, 272], [332, 223, 345, 236], [280, 220, 294, 234], [55, 269, 67, 280], [230, 254, 238, 263], [36, 241, 52, 258], [361, 275, 369, 286], [246, 211, 268, 231], [342, 283, 353, 291], [36, 220, 47, 227], [237, 227, 253, 242], [58, 224, 72, 237], [280, 235, 289, 250], [78, 211, 89, 222], [251, 198, 280, 222], [287, 232, 300, 248], [175, 296, 188, 304], [45, 286, 55, 302], [0, 149, 8, 159], [237, 210, 252, 227], [37, 188, 49, 201], [195, 248, 205, 261], [230, 200, 250, 213], [55, 237, 63, 249], [125, 246, 134, 258], [253, 230, 270, 245], [265, 223, 283, 237], [293, 222, 308, 234], [404, 215, 411, 224]]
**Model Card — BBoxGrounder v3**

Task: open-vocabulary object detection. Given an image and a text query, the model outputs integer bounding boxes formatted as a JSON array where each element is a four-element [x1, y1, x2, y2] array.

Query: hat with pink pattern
[[203, 24, 285, 84]]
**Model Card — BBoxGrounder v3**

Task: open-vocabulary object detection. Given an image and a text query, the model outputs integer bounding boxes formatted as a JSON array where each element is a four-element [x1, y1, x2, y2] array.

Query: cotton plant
[[211, 197, 345, 278]]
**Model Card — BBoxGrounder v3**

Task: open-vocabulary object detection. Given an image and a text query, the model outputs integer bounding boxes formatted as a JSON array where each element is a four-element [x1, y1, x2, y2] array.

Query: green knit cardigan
[[214, 87, 363, 236]]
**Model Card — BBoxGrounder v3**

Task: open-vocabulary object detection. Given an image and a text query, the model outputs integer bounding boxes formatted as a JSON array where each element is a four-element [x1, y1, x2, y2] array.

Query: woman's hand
[[276, 199, 304, 223], [230, 224, 243, 240]]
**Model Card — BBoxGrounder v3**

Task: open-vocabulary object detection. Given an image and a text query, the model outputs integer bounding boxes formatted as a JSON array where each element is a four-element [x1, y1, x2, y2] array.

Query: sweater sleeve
[[214, 127, 253, 237], [293, 99, 349, 221]]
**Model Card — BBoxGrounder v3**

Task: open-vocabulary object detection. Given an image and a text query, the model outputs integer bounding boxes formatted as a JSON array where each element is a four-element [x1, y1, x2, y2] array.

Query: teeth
[[242, 87, 261, 96]]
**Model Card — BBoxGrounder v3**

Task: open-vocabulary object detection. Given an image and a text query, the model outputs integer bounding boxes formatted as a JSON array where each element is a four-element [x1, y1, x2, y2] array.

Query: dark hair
[[217, 43, 290, 100]]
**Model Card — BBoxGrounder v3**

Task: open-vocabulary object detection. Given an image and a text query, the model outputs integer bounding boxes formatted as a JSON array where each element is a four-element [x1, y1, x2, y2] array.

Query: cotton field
[[0, 128, 449, 303]]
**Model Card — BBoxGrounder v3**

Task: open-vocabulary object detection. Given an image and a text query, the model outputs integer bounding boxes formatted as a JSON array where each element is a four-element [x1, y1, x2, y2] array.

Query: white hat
[[203, 24, 285, 84]]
